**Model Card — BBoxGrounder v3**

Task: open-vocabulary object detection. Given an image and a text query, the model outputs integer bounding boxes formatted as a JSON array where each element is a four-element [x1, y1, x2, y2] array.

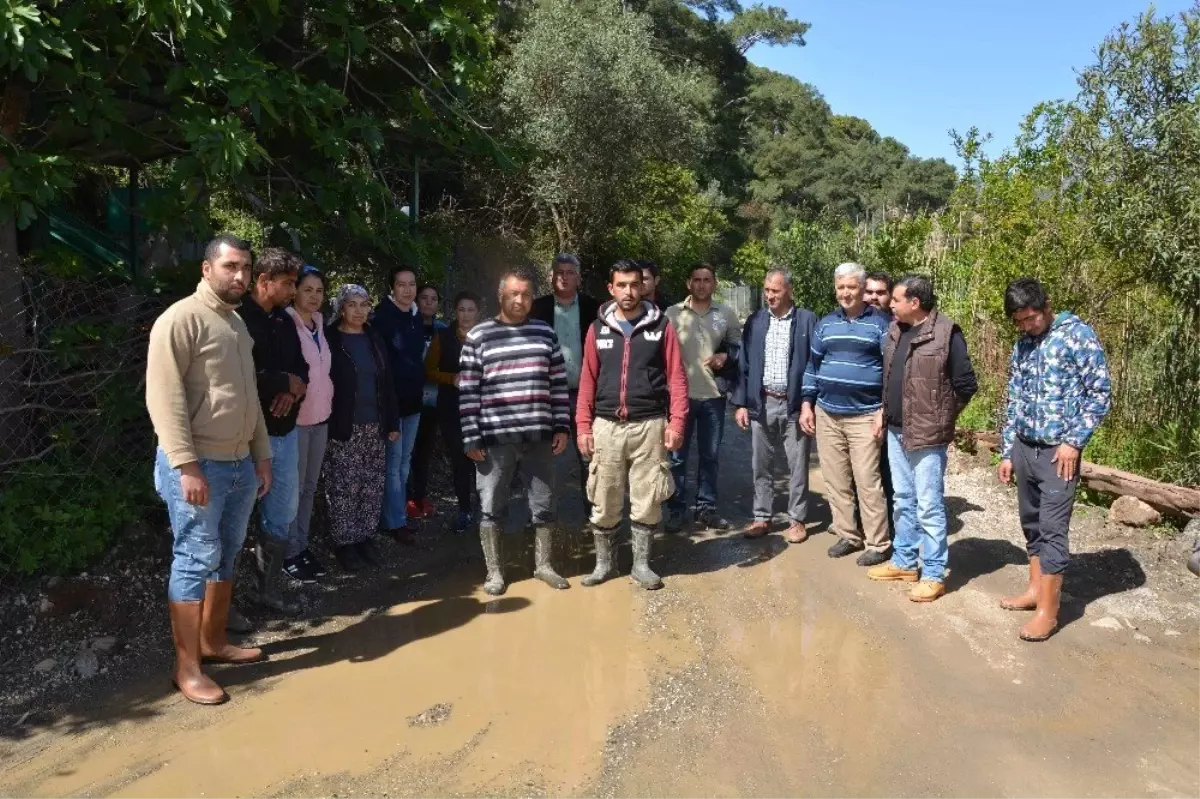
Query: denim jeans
[[669, 397, 726, 513], [887, 428, 949, 582], [155, 450, 258, 602], [382, 413, 422, 529], [287, 423, 329, 559], [259, 429, 300, 542]]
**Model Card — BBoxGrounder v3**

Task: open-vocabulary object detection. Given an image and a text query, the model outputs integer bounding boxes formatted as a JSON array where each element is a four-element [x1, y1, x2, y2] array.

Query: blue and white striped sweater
[[801, 305, 889, 415]]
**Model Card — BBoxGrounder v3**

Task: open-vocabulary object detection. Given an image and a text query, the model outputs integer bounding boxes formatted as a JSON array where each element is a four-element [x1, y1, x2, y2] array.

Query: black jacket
[[325, 324, 400, 442], [236, 297, 309, 437], [531, 292, 601, 355], [371, 298, 426, 417]]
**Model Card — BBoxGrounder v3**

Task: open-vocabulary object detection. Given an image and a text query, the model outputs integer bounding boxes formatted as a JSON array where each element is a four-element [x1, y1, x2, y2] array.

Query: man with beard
[[576, 259, 688, 590], [236, 247, 307, 616], [147, 234, 273, 705], [458, 269, 572, 596]]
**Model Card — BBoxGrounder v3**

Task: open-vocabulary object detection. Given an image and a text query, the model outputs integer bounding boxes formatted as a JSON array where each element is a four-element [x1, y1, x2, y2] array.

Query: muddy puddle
[[2, 573, 699, 798]]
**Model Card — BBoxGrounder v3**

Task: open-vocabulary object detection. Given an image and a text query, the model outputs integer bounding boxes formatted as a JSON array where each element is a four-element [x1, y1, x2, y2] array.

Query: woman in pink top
[[284, 266, 335, 582]]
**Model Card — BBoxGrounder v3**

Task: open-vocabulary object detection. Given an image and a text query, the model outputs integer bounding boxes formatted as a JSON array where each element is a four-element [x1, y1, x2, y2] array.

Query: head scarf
[[331, 283, 370, 324]]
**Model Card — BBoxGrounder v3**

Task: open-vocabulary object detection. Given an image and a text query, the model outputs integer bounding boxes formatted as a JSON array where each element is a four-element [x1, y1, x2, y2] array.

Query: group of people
[[146, 235, 1111, 705]]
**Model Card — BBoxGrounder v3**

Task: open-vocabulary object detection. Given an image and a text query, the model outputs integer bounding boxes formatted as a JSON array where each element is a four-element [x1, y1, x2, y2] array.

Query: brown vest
[[883, 309, 964, 451]]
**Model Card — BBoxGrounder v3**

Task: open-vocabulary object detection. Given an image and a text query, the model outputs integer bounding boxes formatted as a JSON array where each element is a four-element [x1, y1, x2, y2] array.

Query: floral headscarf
[[331, 284, 370, 324]]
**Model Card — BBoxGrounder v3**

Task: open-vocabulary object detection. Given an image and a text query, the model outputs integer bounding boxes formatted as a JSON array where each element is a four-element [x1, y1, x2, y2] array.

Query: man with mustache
[[146, 234, 274, 705]]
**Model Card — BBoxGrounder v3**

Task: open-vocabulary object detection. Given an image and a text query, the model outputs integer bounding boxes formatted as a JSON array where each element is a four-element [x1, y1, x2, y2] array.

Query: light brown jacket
[[146, 280, 271, 468]]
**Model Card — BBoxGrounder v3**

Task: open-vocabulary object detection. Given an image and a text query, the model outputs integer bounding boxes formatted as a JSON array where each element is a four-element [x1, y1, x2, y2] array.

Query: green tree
[[725, 4, 810, 53], [609, 161, 729, 287], [0, 0, 496, 264], [1070, 4, 1200, 315], [499, 0, 710, 253]]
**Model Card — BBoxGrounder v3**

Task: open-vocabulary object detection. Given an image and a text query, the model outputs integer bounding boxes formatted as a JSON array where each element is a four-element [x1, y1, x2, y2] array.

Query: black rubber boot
[[479, 523, 506, 596], [630, 523, 663, 590], [533, 525, 569, 589], [254, 537, 301, 616], [225, 603, 254, 633]]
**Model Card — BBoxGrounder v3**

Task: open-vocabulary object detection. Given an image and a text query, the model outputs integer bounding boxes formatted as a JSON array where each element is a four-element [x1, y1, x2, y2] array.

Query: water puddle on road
[[2, 574, 699, 798]]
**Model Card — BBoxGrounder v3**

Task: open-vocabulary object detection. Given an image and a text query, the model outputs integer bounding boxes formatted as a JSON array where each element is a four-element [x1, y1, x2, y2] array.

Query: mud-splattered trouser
[[1012, 438, 1077, 575], [475, 439, 556, 530], [587, 417, 675, 529]]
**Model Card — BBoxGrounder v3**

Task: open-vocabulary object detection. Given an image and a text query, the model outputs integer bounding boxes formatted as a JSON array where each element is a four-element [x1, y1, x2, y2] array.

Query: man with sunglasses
[[997, 278, 1111, 642]]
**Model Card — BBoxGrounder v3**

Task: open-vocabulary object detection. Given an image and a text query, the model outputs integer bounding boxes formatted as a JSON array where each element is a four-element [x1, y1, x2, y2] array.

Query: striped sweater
[[801, 305, 889, 415], [457, 318, 571, 451]]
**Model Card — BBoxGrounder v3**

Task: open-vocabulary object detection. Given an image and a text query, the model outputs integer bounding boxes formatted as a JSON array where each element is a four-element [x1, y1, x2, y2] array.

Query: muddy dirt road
[[2, 421, 1197, 797]]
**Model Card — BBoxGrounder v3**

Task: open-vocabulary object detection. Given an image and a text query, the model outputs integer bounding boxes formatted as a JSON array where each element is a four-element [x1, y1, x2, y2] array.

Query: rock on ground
[[1108, 496, 1162, 527]]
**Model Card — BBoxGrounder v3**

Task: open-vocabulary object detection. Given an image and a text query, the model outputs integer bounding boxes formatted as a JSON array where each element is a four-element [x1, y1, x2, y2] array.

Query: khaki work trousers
[[588, 417, 675, 529], [815, 407, 889, 553]]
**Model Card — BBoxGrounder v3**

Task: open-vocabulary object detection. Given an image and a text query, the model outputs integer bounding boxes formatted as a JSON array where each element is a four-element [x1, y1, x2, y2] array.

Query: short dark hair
[[297, 264, 327, 292], [896, 274, 937, 311], [611, 258, 644, 284], [417, 283, 440, 301], [453, 290, 482, 309], [865, 271, 894, 292], [387, 265, 419, 291], [204, 233, 253, 263], [638, 260, 660, 278], [1004, 277, 1049, 316], [689, 262, 717, 280], [253, 247, 302, 281]]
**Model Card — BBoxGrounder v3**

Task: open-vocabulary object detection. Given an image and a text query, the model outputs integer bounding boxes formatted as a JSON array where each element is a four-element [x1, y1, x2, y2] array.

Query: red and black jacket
[[576, 300, 688, 436]]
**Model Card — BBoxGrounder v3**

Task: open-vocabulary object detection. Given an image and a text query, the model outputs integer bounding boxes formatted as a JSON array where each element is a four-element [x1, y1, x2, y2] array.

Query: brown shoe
[[867, 562, 920, 582], [1000, 555, 1041, 611], [201, 581, 265, 665], [169, 600, 228, 705], [743, 521, 770, 539], [909, 580, 946, 602], [783, 522, 808, 544], [1019, 573, 1062, 642]]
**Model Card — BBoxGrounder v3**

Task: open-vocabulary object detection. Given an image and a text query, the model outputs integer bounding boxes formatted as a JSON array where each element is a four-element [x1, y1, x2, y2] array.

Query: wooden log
[[955, 429, 1200, 518]]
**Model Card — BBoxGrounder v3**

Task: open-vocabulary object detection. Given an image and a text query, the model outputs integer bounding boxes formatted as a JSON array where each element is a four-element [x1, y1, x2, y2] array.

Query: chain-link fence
[[0, 266, 173, 579]]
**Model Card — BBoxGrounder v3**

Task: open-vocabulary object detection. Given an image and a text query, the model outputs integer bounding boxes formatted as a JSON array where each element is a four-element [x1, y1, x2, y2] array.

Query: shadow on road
[[946, 495, 985, 535], [945, 538, 1148, 631], [0, 525, 517, 743]]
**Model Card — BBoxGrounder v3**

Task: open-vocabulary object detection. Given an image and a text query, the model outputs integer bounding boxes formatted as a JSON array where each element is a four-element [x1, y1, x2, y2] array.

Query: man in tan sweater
[[146, 234, 274, 705]]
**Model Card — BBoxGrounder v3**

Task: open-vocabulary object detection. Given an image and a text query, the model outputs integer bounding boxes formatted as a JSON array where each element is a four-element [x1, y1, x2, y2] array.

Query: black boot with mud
[[254, 538, 301, 616]]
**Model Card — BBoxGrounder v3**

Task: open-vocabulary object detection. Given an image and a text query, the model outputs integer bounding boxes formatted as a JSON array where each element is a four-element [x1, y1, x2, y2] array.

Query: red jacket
[[576, 300, 688, 436]]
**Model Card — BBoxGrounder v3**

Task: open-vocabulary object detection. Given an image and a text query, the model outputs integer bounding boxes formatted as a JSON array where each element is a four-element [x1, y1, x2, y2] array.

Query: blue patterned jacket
[[1000, 312, 1112, 459]]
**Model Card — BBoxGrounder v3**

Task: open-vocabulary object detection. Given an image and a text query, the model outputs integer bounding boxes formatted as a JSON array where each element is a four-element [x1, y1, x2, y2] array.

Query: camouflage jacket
[[1000, 312, 1112, 459]]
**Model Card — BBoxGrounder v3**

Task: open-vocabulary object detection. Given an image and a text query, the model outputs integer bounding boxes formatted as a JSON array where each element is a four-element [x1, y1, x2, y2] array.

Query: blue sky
[[747, 0, 1193, 166]]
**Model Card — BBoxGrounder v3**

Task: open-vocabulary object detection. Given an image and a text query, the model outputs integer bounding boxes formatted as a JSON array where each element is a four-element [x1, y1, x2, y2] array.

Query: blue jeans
[[259, 429, 300, 542], [155, 450, 258, 602], [668, 397, 725, 513], [382, 413, 422, 528], [887, 428, 949, 582]]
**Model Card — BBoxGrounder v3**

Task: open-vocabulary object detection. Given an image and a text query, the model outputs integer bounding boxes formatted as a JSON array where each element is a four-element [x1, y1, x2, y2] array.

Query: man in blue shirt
[[997, 277, 1111, 642], [800, 263, 891, 566]]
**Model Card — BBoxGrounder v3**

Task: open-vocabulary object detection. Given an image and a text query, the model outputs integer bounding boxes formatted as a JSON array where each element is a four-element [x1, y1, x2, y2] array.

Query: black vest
[[591, 309, 671, 422]]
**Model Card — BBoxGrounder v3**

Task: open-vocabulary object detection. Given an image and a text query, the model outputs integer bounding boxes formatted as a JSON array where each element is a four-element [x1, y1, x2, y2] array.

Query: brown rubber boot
[[1000, 555, 1041, 611], [1020, 572, 1063, 642], [201, 581, 265, 664], [169, 601, 228, 705]]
